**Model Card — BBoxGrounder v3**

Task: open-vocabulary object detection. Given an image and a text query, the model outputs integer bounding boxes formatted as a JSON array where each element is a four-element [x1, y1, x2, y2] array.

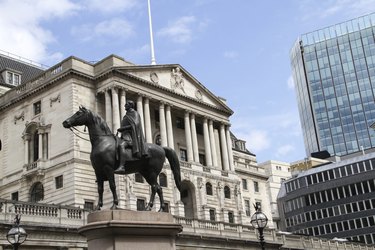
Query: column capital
[[165, 102, 173, 107]]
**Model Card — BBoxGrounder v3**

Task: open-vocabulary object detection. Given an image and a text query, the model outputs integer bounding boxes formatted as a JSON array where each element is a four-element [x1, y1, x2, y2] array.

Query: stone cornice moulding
[[97, 68, 233, 116]]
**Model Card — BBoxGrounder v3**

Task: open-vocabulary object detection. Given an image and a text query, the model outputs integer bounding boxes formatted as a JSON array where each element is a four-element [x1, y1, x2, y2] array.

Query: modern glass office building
[[278, 151, 375, 244], [291, 13, 375, 157]]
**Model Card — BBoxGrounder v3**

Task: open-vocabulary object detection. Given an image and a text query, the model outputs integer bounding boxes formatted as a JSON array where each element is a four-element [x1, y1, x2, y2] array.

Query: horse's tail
[[163, 147, 181, 191]]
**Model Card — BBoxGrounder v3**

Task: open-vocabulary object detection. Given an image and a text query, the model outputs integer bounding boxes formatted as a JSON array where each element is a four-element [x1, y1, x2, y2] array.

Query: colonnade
[[100, 87, 234, 171]]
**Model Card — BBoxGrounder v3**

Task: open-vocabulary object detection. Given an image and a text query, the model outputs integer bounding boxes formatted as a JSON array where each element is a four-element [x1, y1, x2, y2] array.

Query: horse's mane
[[87, 109, 112, 135]]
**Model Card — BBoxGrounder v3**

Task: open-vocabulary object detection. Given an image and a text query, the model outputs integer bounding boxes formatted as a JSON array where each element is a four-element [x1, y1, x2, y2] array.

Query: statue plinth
[[79, 210, 183, 250]]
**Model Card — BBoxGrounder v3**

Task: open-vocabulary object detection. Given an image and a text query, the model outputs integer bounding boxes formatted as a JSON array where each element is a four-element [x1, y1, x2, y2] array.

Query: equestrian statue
[[62, 102, 181, 211]]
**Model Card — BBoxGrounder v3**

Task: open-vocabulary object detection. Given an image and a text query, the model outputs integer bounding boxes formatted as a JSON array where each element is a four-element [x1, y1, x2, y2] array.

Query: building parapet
[[0, 199, 372, 249]]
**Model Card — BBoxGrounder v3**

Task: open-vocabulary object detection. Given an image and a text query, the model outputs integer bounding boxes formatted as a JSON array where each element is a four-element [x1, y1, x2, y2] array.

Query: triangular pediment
[[115, 65, 232, 114]]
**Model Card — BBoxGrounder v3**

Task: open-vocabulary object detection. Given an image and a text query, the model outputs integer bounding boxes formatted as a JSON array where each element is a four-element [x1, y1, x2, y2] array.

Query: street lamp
[[7, 214, 27, 250], [250, 203, 268, 250]]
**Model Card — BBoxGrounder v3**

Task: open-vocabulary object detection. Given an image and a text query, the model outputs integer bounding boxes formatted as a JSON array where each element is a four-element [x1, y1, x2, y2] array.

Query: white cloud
[[71, 18, 134, 42], [157, 16, 197, 44], [242, 129, 271, 153], [287, 75, 295, 90], [276, 144, 295, 158], [84, 0, 138, 13], [0, 0, 79, 64]]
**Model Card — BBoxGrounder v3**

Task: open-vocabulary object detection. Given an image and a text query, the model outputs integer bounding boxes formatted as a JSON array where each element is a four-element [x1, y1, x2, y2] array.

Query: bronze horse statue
[[62, 106, 181, 211]]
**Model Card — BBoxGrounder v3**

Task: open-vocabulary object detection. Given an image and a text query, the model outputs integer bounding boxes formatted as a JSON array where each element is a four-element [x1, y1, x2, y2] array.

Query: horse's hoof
[[158, 208, 164, 212], [145, 206, 152, 211], [110, 205, 118, 210]]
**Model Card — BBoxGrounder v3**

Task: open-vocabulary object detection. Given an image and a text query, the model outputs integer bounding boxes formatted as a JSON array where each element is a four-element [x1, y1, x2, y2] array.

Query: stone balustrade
[[0, 199, 373, 249]]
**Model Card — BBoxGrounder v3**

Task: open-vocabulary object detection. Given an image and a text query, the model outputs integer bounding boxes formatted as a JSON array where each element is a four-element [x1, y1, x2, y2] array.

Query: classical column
[[226, 126, 234, 171], [136, 95, 145, 134], [119, 88, 126, 119], [209, 120, 218, 166], [203, 118, 212, 166], [165, 105, 174, 149], [184, 111, 194, 162], [143, 97, 153, 143], [104, 89, 112, 131], [43, 133, 48, 160], [159, 103, 168, 147], [190, 113, 199, 163], [220, 124, 229, 171], [111, 87, 121, 132], [24, 134, 30, 164], [38, 132, 43, 160]]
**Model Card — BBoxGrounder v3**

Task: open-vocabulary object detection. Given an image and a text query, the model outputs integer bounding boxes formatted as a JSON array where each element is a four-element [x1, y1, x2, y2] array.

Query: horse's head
[[62, 106, 90, 129]]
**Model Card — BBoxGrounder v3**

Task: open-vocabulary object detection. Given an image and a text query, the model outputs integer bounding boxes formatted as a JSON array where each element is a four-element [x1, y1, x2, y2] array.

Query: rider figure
[[114, 100, 148, 175]]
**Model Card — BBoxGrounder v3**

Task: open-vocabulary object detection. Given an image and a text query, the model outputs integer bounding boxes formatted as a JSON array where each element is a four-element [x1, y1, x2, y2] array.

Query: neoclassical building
[[0, 53, 370, 249]]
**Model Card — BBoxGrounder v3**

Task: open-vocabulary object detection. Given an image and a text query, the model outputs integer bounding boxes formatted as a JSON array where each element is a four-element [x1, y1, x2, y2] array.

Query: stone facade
[[259, 160, 292, 229], [0, 54, 372, 249], [0, 54, 271, 248]]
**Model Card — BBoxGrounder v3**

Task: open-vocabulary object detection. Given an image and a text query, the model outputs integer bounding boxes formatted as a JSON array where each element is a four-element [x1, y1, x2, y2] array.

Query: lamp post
[[250, 203, 268, 250], [7, 214, 27, 250]]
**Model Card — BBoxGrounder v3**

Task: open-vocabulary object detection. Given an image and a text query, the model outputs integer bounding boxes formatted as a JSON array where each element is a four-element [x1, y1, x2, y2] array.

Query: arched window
[[159, 173, 167, 187], [23, 122, 50, 165], [30, 182, 44, 202], [206, 182, 213, 195], [224, 186, 231, 199]]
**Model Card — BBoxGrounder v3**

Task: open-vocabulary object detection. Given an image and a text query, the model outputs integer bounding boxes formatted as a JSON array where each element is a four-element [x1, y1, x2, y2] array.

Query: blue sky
[[2, 0, 375, 163]]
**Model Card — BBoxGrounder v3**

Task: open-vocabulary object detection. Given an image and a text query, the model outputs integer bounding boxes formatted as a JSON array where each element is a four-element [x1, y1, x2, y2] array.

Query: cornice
[[96, 68, 233, 116], [0, 69, 94, 112]]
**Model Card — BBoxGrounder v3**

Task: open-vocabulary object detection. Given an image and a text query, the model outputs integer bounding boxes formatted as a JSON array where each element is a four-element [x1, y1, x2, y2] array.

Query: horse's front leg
[[145, 184, 157, 211], [108, 175, 118, 210], [96, 179, 104, 210]]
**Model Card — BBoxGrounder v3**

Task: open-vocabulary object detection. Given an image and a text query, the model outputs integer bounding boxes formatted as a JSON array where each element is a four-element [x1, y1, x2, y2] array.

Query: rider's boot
[[114, 146, 126, 175]]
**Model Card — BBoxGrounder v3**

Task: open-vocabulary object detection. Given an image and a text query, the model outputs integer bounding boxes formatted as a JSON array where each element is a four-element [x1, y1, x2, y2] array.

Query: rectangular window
[[137, 198, 145, 211], [11, 192, 18, 201], [245, 200, 251, 216], [14, 74, 20, 85], [7, 72, 13, 84], [154, 110, 160, 129], [163, 202, 170, 213], [6, 71, 21, 85], [84, 201, 94, 210], [242, 179, 248, 190], [33, 101, 41, 115], [199, 153, 206, 166], [176, 117, 184, 129], [179, 148, 187, 162], [209, 209, 216, 221], [55, 175, 63, 189], [254, 181, 259, 192], [228, 211, 234, 223], [196, 122, 203, 135]]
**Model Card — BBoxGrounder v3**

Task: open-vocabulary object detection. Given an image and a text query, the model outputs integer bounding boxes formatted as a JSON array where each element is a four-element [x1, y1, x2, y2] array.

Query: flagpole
[[148, 0, 156, 65]]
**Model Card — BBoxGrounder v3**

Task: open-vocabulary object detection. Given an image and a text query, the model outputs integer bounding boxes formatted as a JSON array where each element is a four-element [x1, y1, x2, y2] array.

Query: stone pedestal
[[79, 210, 183, 250]]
